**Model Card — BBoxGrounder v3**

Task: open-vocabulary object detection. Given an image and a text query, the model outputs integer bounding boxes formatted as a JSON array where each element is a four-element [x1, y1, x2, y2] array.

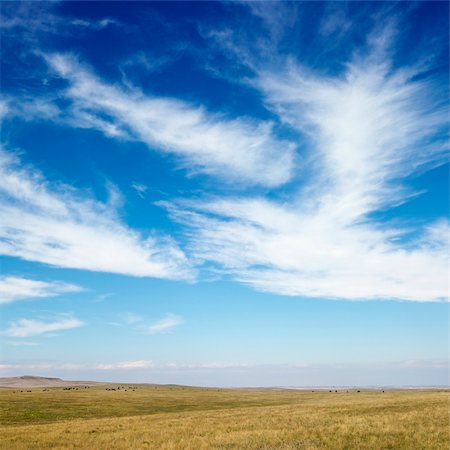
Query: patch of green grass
[[1, 387, 448, 449], [0, 385, 318, 425]]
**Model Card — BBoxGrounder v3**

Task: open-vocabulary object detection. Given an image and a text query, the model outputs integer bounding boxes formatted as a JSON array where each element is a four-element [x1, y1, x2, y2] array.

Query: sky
[[0, 1, 448, 387]]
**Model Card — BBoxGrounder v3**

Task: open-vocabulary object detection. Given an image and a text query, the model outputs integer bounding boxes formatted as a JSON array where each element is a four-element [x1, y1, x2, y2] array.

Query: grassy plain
[[0, 385, 448, 449]]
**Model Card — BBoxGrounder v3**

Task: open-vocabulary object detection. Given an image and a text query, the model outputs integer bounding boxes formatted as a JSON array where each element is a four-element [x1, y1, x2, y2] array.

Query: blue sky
[[0, 1, 448, 387]]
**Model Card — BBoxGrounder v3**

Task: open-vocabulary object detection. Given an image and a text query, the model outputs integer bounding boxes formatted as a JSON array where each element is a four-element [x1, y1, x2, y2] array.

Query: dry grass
[[0, 386, 448, 449]]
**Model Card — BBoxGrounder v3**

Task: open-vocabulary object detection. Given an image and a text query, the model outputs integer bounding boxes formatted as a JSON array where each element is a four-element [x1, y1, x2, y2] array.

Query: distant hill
[[0, 375, 101, 388]]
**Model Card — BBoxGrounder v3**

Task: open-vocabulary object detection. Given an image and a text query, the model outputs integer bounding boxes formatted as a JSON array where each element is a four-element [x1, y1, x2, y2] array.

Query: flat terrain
[[0, 384, 448, 449]]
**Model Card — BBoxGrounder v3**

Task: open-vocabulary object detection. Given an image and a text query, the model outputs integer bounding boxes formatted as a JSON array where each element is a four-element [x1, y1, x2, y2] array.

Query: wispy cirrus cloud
[[245, 1, 299, 45], [111, 312, 181, 333], [0, 276, 83, 305], [122, 313, 143, 325], [256, 48, 447, 220], [131, 182, 147, 198], [144, 313, 184, 334], [0, 2, 61, 35], [70, 18, 120, 30], [162, 26, 449, 302], [1, 6, 447, 304], [2, 314, 84, 338], [0, 149, 193, 280], [163, 196, 445, 301], [0, 2, 119, 39], [40, 53, 295, 187]]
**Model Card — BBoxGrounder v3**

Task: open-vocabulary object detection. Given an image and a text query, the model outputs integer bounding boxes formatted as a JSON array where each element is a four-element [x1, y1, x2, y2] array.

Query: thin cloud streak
[[42, 53, 295, 187], [122, 313, 143, 325], [131, 183, 147, 198], [0, 276, 83, 304], [2, 314, 84, 338], [0, 149, 193, 280], [145, 314, 184, 334]]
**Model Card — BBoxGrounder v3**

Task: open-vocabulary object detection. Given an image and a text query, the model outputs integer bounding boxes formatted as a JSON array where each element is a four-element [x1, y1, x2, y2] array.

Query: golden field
[[0, 385, 448, 449]]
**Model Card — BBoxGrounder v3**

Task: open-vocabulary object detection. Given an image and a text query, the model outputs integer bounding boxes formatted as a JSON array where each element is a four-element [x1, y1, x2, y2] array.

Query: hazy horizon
[[2, 373, 449, 390]]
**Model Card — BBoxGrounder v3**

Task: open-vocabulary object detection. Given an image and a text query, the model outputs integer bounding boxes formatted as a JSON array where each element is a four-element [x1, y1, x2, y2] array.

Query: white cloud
[[122, 313, 143, 325], [256, 63, 446, 221], [246, 1, 299, 43], [161, 31, 449, 302], [1, 17, 446, 303], [0, 276, 83, 304], [0, 360, 250, 371], [131, 183, 147, 198], [0, 362, 86, 370], [3, 314, 84, 338], [0, 100, 9, 121], [319, 3, 352, 37], [164, 197, 448, 301], [43, 53, 295, 187], [0, 149, 193, 279], [1, 96, 60, 123], [71, 18, 119, 30], [187, 362, 250, 369], [0, 2, 118, 38], [0, 2, 61, 35], [96, 360, 155, 370], [145, 313, 184, 334]]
